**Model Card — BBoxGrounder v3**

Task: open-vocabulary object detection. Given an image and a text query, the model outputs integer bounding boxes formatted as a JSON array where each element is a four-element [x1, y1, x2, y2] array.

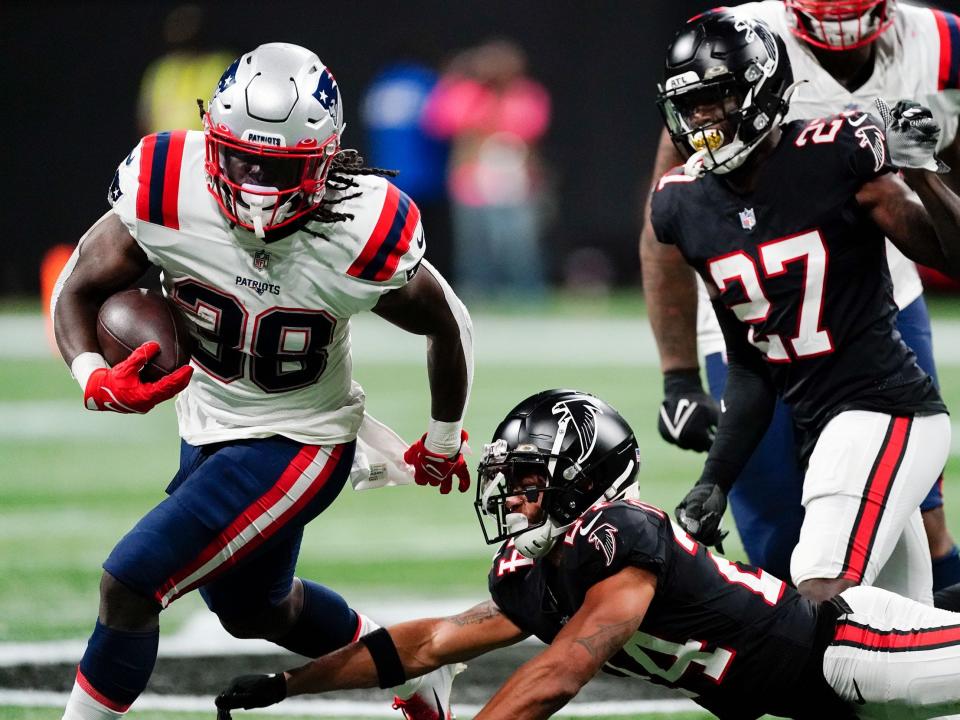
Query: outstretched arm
[[214, 600, 528, 712], [474, 567, 655, 720]]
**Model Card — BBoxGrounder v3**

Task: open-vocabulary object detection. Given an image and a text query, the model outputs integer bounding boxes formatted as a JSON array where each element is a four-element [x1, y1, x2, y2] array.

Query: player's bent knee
[[797, 577, 856, 602], [99, 571, 161, 630]]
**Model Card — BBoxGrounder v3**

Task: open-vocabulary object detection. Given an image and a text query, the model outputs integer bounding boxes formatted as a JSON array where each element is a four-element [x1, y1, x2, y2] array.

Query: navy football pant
[[78, 436, 356, 709], [705, 295, 947, 583]]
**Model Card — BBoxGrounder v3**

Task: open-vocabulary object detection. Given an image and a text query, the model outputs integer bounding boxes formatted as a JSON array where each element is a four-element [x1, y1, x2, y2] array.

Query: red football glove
[[404, 430, 470, 494], [83, 341, 193, 414]]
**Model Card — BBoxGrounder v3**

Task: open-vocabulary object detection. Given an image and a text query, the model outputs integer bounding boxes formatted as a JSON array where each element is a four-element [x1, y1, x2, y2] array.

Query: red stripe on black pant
[[840, 416, 913, 582]]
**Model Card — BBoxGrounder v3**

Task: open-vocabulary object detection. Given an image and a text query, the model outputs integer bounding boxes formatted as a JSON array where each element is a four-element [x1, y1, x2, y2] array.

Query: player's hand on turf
[[404, 430, 471, 494], [676, 482, 729, 552], [215, 673, 287, 716], [875, 98, 950, 174], [83, 341, 193, 414], [658, 369, 719, 453]]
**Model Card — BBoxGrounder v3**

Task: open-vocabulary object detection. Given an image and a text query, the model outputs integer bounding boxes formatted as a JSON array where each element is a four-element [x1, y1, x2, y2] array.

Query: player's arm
[[214, 600, 527, 711], [474, 567, 654, 720], [643, 129, 719, 453], [52, 213, 192, 413], [858, 170, 960, 279], [676, 298, 776, 549], [861, 99, 960, 277], [373, 262, 475, 493]]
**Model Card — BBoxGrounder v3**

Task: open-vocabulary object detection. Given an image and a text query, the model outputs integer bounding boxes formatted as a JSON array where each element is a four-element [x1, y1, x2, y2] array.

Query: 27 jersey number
[[707, 229, 833, 362], [172, 279, 336, 393]]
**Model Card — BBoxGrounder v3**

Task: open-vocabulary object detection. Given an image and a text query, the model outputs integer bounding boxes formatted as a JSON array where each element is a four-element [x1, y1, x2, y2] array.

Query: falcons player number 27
[[172, 279, 336, 393], [708, 229, 831, 362]]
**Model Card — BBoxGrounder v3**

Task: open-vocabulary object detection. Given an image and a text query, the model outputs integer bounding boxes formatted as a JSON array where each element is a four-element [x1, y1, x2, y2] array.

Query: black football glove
[[875, 98, 949, 174], [676, 481, 729, 552], [215, 673, 287, 718], [658, 369, 719, 453]]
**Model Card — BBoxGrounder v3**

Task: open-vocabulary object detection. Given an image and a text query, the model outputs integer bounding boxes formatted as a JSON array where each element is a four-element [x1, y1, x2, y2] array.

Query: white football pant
[[823, 585, 960, 719], [792, 411, 950, 603]]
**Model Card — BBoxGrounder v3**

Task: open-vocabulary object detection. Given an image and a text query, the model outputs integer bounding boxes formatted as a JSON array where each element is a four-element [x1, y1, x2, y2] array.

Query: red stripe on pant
[[154, 443, 343, 606], [840, 416, 912, 583], [834, 620, 960, 651], [76, 667, 132, 713]]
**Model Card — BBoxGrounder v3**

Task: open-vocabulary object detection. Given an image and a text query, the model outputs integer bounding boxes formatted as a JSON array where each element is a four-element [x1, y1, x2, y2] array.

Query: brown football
[[96, 288, 193, 382]]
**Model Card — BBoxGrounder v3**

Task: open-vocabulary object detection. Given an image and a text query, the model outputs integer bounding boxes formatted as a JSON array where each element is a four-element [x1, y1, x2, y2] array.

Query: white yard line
[[0, 689, 700, 717]]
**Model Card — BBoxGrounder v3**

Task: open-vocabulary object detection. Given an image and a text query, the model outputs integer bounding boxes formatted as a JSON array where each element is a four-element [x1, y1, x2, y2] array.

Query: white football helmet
[[204, 42, 344, 237]]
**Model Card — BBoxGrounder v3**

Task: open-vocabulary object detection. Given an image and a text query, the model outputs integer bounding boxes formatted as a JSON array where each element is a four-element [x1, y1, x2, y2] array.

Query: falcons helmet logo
[[588, 523, 619, 566], [550, 397, 604, 465]]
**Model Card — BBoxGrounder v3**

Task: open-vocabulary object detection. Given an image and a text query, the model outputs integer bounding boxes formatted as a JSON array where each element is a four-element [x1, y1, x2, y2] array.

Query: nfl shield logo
[[253, 250, 270, 271], [739, 208, 757, 231]]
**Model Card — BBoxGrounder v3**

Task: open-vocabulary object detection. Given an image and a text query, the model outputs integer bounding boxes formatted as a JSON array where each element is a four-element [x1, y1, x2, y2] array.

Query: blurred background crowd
[[7, 0, 960, 305]]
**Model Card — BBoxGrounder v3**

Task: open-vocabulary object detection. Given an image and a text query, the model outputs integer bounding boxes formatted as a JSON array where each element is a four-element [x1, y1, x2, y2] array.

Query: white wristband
[[71, 352, 108, 390], [425, 418, 463, 457]]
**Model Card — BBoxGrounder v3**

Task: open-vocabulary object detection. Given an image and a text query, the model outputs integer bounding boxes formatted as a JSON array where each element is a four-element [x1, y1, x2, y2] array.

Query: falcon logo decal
[[588, 523, 619, 566], [551, 397, 603, 465], [855, 125, 886, 173]]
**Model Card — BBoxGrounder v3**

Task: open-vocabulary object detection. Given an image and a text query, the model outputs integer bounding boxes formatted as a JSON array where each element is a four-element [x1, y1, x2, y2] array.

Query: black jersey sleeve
[[568, 503, 671, 587], [649, 168, 689, 246], [838, 112, 894, 183], [698, 300, 776, 492]]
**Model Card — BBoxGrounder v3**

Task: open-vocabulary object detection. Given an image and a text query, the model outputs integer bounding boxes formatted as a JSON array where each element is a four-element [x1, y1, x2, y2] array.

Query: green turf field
[[2, 300, 959, 720]]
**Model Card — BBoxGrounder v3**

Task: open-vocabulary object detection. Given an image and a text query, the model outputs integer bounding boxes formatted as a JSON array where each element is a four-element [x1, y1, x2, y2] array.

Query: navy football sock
[[932, 545, 960, 593], [274, 580, 359, 658], [77, 620, 159, 710]]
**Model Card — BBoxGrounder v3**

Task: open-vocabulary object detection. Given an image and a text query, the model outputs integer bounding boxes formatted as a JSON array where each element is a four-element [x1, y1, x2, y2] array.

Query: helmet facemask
[[785, 0, 895, 51], [475, 433, 640, 559], [204, 118, 339, 238]]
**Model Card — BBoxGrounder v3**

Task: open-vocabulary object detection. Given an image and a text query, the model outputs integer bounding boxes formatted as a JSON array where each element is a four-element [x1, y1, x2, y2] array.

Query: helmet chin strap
[[508, 513, 568, 560]]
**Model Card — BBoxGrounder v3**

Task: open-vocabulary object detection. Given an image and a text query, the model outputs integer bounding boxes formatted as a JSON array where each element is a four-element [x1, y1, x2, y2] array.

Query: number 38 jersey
[[108, 130, 425, 446], [651, 114, 945, 442], [489, 501, 854, 719]]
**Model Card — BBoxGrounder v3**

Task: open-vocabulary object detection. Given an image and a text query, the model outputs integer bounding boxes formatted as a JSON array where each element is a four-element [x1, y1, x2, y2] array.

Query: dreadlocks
[[309, 149, 399, 224]]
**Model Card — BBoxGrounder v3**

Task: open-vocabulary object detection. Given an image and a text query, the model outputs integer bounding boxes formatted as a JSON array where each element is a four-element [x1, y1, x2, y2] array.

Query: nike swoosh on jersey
[[579, 511, 604, 537]]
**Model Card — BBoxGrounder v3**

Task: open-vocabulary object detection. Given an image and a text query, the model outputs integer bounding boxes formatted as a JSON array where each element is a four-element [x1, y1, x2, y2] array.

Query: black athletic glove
[[675, 481, 729, 552], [215, 673, 287, 718], [658, 369, 719, 453]]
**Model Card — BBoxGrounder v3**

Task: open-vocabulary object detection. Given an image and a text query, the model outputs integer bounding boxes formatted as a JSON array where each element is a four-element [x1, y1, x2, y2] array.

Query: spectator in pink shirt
[[422, 39, 551, 299]]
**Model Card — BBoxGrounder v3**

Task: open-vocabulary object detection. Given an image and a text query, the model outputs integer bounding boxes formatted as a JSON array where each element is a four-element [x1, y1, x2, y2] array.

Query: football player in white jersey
[[639, 0, 960, 604], [51, 43, 472, 720]]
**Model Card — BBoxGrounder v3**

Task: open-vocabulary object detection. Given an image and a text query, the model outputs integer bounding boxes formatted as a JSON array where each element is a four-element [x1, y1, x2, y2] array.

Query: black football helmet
[[475, 389, 641, 558], [656, 10, 794, 174]]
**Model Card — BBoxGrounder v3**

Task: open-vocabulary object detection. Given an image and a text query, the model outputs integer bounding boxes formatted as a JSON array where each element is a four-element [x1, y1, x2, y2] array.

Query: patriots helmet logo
[[214, 57, 241, 98], [588, 523, 619, 566], [551, 397, 604, 465], [313, 68, 340, 119]]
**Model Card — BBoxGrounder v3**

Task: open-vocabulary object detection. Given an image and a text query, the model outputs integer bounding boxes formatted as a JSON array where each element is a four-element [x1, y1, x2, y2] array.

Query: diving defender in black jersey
[[650, 11, 960, 606], [214, 389, 960, 720]]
